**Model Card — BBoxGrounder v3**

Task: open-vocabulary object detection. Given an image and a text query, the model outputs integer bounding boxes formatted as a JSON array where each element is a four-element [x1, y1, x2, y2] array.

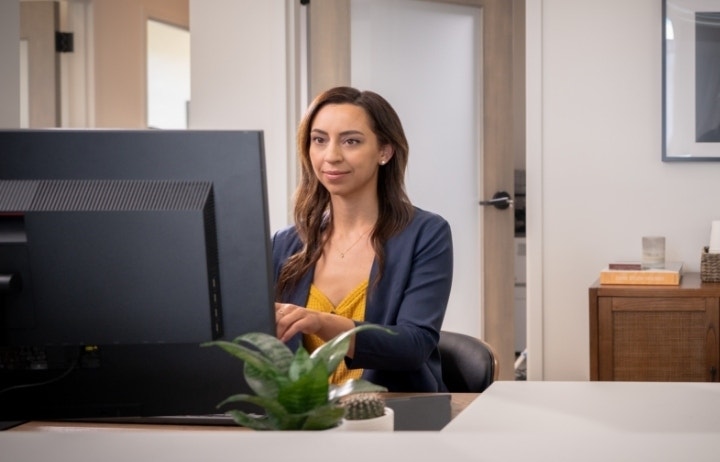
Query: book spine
[[600, 271, 680, 285], [608, 263, 643, 270]]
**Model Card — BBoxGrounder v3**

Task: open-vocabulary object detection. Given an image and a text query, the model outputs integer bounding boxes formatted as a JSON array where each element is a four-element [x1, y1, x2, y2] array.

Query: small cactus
[[341, 392, 386, 420]]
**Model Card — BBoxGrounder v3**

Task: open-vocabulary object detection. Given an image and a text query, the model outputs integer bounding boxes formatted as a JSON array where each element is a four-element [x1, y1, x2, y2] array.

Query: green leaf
[[219, 393, 287, 418], [278, 360, 329, 414], [243, 361, 286, 398], [223, 398, 344, 431], [233, 332, 294, 375], [300, 403, 346, 430], [203, 333, 297, 398], [201, 339, 279, 376], [310, 324, 396, 373], [226, 410, 274, 431], [288, 347, 314, 381]]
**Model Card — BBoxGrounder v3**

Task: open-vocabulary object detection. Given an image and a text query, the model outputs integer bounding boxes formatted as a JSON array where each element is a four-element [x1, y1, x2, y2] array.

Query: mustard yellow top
[[303, 281, 368, 384]]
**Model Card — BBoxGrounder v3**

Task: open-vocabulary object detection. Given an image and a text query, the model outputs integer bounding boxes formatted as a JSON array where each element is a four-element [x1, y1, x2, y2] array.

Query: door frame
[[306, 0, 523, 380], [20, 1, 60, 128]]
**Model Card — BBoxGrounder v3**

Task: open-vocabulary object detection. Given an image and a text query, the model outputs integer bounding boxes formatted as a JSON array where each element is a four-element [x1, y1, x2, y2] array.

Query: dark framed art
[[663, 0, 720, 161]]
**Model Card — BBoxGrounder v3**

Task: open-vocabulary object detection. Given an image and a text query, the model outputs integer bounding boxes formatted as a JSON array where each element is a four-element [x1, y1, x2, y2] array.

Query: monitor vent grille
[[0, 180, 213, 211], [0, 180, 37, 211]]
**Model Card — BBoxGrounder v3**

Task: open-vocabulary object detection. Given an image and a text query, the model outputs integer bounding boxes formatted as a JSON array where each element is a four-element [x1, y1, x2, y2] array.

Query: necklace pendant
[[335, 228, 370, 260]]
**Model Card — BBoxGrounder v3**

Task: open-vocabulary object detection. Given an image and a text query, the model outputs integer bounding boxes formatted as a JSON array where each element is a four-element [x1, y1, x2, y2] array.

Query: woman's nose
[[324, 141, 343, 162]]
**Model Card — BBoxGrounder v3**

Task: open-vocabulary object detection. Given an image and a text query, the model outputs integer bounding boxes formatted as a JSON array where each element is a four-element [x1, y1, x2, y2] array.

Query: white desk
[[3, 381, 719, 462], [445, 380, 720, 433]]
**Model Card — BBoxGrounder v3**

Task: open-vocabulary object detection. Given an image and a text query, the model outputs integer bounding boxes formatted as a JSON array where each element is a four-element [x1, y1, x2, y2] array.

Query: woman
[[272, 86, 453, 392]]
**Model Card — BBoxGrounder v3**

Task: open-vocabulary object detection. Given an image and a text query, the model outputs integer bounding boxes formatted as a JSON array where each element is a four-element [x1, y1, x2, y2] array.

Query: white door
[[350, 0, 481, 338]]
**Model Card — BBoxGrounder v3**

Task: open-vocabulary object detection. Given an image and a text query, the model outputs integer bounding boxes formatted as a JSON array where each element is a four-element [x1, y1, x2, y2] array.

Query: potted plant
[[202, 324, 393, 430]]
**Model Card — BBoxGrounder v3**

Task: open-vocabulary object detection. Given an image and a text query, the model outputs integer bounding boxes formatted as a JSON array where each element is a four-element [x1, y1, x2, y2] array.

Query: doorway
[[307, 0, 522, 380], [19, 0, 189, 129], [349, 0, 482, 342]]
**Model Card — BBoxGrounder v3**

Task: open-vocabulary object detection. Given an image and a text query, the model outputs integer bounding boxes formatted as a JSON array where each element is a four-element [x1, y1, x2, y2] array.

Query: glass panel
[[146, 19, 190, 129], [350, 0, 481, 334]]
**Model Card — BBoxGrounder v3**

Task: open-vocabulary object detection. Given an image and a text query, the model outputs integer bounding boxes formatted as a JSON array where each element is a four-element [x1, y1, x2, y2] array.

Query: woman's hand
[[274, 302, 358, 355], [274, 302, 322, 343]]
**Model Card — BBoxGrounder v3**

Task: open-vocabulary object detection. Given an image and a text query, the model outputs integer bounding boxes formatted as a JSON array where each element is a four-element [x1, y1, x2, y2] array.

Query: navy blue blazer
[[271, 207, 453, 392]]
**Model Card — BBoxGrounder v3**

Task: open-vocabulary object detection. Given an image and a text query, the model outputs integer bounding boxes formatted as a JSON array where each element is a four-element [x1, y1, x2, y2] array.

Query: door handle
[[479, 191, 513, 210]]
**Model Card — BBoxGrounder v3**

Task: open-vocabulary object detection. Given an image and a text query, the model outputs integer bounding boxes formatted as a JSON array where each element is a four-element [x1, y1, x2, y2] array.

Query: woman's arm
[[348, 212, 453, 370]]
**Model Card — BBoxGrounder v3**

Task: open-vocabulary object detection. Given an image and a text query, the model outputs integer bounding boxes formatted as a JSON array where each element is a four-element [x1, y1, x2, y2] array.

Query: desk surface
[[4, 382, 720, 462], [445, 380, 720, 433]]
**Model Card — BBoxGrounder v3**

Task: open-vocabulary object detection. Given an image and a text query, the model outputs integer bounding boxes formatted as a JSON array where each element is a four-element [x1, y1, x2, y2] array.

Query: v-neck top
[[303, 280, 368, 384]]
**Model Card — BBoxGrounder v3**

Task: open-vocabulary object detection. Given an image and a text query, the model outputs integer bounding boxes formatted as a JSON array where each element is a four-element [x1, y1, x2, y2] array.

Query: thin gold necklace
[[336, 229, 371, 259]]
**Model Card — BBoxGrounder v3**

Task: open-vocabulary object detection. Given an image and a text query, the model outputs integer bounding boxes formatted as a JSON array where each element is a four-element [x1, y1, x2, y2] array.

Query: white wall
[[0, 0, 20, 128], [189, 0, 296, 233], [527, 0, 720, 380]]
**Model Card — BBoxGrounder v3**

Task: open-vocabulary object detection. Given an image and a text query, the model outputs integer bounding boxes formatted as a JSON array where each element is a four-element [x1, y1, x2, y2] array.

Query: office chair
[[438, 330, 499, 393]]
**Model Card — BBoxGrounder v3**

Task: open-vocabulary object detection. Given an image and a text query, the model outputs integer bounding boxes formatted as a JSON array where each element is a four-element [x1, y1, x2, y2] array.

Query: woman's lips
[[323, 170, 348, 181]]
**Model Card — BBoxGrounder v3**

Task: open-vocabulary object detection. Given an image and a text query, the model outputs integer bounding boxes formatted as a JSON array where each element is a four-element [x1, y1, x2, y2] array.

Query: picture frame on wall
[[663, 0, 720, 161]]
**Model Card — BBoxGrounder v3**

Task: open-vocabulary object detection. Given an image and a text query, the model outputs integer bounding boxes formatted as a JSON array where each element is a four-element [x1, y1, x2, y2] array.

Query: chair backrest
[[438, 330, 499, 393]]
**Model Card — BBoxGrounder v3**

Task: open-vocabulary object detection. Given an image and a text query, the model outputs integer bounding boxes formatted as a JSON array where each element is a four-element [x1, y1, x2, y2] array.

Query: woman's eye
[[345, 138, 360, 145], [312, 136, 326, 144]]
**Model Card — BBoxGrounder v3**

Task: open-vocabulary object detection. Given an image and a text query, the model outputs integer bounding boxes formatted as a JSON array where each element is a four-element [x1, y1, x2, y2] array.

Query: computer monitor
[[0, 129, 275, 422]]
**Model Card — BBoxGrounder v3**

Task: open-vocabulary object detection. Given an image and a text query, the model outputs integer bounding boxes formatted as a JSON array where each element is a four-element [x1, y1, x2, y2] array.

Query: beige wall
[[93, 0, 188, 128]]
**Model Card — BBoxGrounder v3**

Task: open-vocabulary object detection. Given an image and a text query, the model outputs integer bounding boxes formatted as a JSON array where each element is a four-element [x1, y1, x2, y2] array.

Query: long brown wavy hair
[[276, 86, 414, 300]]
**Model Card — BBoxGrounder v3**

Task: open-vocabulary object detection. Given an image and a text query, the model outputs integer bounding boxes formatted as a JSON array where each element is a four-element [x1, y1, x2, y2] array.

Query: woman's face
[[308, 103, 391, 199]]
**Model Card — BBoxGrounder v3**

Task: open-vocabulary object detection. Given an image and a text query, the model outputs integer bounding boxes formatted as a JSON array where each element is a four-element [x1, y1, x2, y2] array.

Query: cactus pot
[[335, 407, 394, 432]]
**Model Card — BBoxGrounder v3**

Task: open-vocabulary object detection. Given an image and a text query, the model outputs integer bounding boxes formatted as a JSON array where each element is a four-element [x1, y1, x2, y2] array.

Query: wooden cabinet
[[589, 273, 720, 381]]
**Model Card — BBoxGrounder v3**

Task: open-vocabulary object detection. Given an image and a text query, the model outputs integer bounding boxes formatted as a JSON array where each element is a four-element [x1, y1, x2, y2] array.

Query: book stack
[[599, 261, 683, 285]]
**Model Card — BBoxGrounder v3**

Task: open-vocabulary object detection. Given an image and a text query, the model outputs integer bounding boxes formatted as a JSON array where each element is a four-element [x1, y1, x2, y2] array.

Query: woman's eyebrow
[[310, 128, 365, 137], [339, 130, 365, 137]]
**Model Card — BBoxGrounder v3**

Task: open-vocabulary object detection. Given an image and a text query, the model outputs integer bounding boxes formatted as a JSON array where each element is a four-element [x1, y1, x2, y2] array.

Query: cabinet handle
[[711, 366, 718, 382]]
